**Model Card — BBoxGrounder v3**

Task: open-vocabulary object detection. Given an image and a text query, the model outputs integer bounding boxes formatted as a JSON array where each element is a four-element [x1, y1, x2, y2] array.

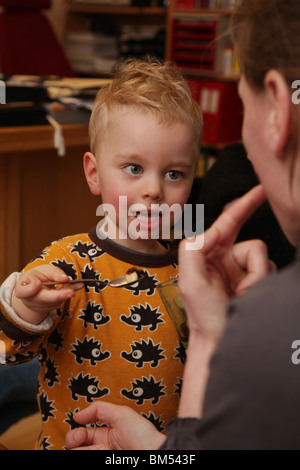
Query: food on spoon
[[125, 267, 144, 284]]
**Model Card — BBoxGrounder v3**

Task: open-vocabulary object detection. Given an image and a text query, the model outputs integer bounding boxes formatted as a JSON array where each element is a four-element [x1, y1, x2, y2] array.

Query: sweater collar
[[88, 226, 178, 268]]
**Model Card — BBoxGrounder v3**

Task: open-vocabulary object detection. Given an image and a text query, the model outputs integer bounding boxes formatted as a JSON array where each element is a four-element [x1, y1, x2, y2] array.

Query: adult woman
[[66, 0, 300, 449]]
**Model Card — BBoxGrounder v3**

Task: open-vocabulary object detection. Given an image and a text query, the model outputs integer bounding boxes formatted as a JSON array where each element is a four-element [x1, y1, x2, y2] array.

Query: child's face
[[84, 106, 197, 252]]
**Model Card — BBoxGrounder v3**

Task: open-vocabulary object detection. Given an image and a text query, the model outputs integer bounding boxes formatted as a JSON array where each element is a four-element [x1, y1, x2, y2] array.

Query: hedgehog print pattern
[[44, 358, 60, 387], [0, 232, 184, 449], [39, 392, 56, 422], [71, 336, 110, 365], [121, 339, 165, 368], [121, 375, 166, 405], [70, 241, 104, 262], [78, 300, 110, 329], [121, 303, 164, 331], [125, 271, 157, 296], [68, 372, 109, 403]]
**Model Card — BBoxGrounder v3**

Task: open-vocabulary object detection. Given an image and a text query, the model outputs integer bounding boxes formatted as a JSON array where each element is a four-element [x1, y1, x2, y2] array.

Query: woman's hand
[[177, 185, 275, 419], [178, 185, 275, 343], [65, 402, 165, 450]]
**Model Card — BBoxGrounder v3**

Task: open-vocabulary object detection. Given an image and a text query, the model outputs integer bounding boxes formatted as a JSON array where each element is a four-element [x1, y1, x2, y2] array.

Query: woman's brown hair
[[233, 0, 300, 91]]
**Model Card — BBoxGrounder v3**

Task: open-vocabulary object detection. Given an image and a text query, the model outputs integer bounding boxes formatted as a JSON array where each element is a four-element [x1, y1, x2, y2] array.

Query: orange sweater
[[0, 229, 185, 450]]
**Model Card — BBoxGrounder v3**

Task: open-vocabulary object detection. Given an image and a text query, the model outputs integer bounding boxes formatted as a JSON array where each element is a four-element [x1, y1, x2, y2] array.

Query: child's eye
[[124, 164, 142, 176], [165, 170, 182, 181]]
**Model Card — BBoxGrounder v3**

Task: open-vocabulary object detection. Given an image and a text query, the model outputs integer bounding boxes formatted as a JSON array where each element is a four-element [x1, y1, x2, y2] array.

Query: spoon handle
[[42, 279, 105, 287]]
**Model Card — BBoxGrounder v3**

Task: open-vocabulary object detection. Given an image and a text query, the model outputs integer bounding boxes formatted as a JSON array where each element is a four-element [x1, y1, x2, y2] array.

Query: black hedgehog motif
[[78, 300, 110, 329], [80, 265, 107, 293], [39, 392, 56, 422], [68, 372, 109, 403], [11, 340, 36, 355], [64, 408, 83, 430], [121, 303, 164, 331], [39, 435, 52, 450], [47, 328, 64, 352], [175, 377, 182, 396], [51, 258, 77, 280], [12, 340, 31, 351], [38, 347, 47, 366], [70, 241, 104, 262], [30, 248, 49, 263], [142, 412, 164, 432], [44, 358, 60, 387], [121, 375, 166, 405], [125, 272, 157, 296], [121, 339, 165, 368], [64, 408, 104, 430], [174, 341, 186, 365], [5, 350, 36, 364], [71, 336, 110, 365]]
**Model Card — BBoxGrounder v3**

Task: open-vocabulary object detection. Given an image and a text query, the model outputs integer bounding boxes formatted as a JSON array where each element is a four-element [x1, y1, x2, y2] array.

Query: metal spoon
[[42, 271, 145, 289]]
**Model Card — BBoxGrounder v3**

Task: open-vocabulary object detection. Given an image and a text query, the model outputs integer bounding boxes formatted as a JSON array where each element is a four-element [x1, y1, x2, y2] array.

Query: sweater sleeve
[[159, 265, 300, 450], [0, 272, 55, 338], [159, 418, 202, 450], [0, 237, 81, 363]]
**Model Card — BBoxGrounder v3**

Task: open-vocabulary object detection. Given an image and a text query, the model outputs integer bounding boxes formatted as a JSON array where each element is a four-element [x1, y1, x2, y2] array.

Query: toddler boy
[[0, 58, 203, 449]]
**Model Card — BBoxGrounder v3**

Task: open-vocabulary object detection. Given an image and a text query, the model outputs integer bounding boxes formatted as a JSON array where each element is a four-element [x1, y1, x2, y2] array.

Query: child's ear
[[83, 152, 101, 195]]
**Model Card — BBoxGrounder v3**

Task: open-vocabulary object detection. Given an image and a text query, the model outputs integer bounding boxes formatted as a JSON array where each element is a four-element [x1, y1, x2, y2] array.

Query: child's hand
[[12, 265, 83, 325]]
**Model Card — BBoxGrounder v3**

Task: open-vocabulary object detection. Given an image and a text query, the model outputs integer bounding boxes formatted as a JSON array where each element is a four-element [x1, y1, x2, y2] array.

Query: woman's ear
[[83, 152, 101, 195], [264, 70, 292, 158]]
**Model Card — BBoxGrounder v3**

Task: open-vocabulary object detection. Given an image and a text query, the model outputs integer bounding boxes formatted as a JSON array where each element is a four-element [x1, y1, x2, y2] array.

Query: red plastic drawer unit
[[171, 18, 217, 71], [188, 80, 243, 144], [200, 81, 243, 143], [170, 13, 231, 74], [176, 0, 194, 8]]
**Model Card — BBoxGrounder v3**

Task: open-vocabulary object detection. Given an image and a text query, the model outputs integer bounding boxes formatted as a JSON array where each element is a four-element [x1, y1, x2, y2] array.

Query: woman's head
[[89, 57, 203, 160], [233, 0, 300, 91], [234, 0, 300, 246]]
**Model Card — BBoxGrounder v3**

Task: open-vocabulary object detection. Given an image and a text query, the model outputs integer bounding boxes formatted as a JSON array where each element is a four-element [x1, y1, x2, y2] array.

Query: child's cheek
[[103, 188, 129, 213]]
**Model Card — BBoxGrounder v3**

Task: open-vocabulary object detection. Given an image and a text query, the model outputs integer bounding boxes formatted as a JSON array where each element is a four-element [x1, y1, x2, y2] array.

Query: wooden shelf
[[202, 140, 238, 149], [0, 124, 89, 153], [68, 5, 166, 15], [181, 69, 239, 81], [174, 8, 235, 16]]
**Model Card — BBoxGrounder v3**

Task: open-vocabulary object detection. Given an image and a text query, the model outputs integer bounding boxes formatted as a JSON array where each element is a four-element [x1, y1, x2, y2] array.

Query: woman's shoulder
[[223, 262, 300, 356], [230, 261, 300, 317]]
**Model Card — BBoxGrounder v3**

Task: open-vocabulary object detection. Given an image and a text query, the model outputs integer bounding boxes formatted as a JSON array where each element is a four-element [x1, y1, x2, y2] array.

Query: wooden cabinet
[[0, 124, 99, 283]]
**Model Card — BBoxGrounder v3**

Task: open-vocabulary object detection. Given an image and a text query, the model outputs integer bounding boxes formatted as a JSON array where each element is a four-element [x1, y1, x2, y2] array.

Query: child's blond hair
[[89, 57, 203, 159]]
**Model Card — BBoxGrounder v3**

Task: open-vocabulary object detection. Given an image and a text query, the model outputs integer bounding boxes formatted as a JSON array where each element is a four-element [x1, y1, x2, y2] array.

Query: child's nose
[[142, 175, 163, 201]]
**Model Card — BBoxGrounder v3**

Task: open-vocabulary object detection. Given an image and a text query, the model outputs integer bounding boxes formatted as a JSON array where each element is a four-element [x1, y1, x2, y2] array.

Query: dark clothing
[[161, 258, 300, 450], [0, 359, 39, 434], [199, 143, 295, 268]]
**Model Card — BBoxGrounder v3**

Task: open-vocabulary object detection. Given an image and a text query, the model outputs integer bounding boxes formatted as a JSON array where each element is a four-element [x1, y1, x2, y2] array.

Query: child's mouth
[[136, 210, 160, 222], [132, 209, 162, 231]]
